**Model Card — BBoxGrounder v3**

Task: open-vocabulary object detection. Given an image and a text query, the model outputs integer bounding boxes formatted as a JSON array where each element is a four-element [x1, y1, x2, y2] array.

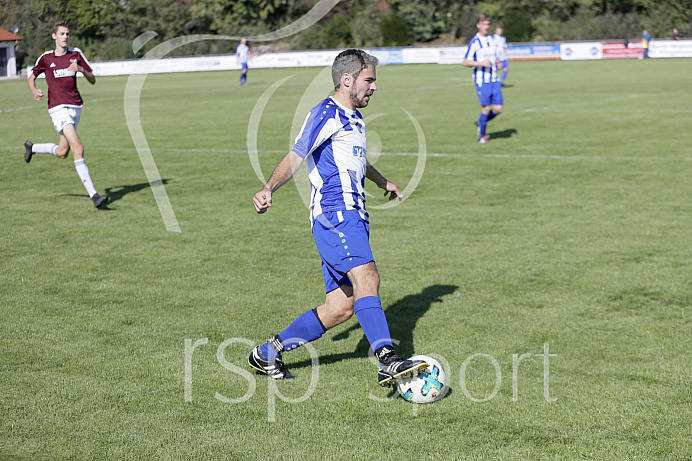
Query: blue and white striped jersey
[[292, 97, 368, 225], [464, 33, 501, 85], [493, 34, 508, 60], [236, 43, 249, 64]]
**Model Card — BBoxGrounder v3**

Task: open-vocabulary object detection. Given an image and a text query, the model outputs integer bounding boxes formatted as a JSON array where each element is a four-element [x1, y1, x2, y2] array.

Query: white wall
[[0, 42, 17, 78]]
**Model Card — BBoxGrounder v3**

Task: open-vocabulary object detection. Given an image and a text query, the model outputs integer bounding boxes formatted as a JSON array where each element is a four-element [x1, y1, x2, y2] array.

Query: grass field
[[1, 58, 692, 459]]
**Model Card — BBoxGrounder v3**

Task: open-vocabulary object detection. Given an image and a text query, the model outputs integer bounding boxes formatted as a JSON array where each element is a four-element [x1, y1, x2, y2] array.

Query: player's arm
[[68, 61, 95, 84], [253, 150, 305, 213], [462, 58, 491, 68], [366, 161, 402, 201], [27, 73, 43, 101], [80, 66, 96, 85]]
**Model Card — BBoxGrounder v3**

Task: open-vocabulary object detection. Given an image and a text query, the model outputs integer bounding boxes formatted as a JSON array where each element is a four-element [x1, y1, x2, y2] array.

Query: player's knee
[[72, 146, 84, 158], [356, 270, 380, 295], [494, 107, 503, 115], [336, 306, 355, 323]]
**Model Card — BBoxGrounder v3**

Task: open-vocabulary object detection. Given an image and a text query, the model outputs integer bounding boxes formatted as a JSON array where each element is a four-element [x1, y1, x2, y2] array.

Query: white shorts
[[48, 105, 82, 133]]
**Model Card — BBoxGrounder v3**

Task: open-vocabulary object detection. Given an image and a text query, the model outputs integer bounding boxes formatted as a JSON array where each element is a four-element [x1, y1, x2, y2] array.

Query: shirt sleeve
[[75, 48, 93, 73], [292, 107, 340, 159], [464, 39, 479, 61], [31, 55, 46, 77]]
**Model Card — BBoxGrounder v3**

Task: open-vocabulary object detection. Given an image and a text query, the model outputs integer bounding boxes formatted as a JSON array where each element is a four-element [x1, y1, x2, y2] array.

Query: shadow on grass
[[489, 128, 517, 140], [289, 284, 458, 370], [105, 179, 170, 204], [57, 179, 170, 209]]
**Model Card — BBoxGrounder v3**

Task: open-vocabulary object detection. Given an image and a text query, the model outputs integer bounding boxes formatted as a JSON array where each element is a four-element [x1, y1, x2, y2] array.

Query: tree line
[[2, 0, 689, 69]]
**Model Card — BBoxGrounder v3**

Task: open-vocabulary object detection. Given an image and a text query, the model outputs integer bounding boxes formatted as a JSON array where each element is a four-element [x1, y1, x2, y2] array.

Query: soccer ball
[[397, 355, 447, 404]]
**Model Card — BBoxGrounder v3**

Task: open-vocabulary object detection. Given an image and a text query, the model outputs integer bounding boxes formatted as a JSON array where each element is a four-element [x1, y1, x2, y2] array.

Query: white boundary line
[[3, 146, 692, 162]]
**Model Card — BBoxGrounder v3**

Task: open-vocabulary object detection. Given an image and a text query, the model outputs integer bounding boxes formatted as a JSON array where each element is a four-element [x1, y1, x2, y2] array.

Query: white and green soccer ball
[[397, 355, 447, 404]]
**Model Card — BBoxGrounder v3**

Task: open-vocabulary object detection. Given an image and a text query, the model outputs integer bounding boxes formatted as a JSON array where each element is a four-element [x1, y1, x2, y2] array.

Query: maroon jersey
[[31, 47, 93, 109]]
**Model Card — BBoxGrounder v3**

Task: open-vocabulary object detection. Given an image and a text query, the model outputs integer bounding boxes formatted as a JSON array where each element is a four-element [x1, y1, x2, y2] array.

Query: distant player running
[[463, 14, 504, 144], [236, 37, 249, 85], [494, 26, 509, 86], [249, 49, 427, 387], [25, 20, 108, 208]]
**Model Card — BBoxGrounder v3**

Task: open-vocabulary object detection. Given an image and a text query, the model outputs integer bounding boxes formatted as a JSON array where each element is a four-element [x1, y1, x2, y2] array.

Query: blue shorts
[[476, 81, 503, 107], [312, 210, 374, 293], [241, 63, 249, 71], [501, 59, 509, 69]]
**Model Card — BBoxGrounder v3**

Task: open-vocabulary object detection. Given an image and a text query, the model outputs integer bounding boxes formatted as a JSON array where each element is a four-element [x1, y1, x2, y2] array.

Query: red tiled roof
[[0, 27, 22, 41]]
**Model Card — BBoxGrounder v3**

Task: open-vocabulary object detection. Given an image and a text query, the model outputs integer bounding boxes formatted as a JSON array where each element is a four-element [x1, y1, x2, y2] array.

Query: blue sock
[[478, 113, 489, 137], [487, 110, 496, 122], [260, 309, 325, 358], [354, 296, 393, 352]]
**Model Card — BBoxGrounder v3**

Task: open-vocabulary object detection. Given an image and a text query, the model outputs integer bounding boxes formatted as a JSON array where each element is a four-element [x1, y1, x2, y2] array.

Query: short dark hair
[[478, 14, 491, 24], [53, 20, 69, 35], [332, 49, 379, 90]]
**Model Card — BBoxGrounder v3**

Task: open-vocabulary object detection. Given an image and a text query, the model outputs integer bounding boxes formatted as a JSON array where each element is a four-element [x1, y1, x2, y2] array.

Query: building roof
[[0, 27, 22, 41]]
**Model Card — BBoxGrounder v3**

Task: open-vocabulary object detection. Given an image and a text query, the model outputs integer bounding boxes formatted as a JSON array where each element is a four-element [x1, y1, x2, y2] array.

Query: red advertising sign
[[602, 42, 643, 59]]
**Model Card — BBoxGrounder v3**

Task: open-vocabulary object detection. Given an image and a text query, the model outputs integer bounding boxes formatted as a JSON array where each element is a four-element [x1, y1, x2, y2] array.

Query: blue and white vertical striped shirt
[[292, 97, 368, 226], [464, 33, 501, 85], [236, 44, 249, 64], [493, 34, 508, 61]]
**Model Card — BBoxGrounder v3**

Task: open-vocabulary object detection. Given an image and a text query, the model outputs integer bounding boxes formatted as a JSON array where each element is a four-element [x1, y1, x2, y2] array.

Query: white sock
[[32, 143, 58, 155], [74, 159, 98, 198]]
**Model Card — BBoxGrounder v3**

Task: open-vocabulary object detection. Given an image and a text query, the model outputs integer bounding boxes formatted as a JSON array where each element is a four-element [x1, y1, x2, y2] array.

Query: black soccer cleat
[[248, 345, 295, 380], [376, 346, 428, 387], [24, 141, 34, 163], [91, 193, 109, 209]]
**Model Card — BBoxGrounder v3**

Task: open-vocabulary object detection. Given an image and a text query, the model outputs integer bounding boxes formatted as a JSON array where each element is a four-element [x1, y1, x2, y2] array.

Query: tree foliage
[[2, 0, 689, 68]]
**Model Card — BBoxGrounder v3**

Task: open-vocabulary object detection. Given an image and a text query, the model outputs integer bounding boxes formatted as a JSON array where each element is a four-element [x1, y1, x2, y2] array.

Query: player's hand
[[253, 187, 273, 213], [481, 59, 492, 67], [32, 89, 43, 101], [497, 60, 504, 69], [68, 62, 79, 72], [383, 181, 403, 201]]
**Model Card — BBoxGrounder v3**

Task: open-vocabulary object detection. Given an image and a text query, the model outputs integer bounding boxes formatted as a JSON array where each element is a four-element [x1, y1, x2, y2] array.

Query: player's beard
[[350, 87, 373, 109]]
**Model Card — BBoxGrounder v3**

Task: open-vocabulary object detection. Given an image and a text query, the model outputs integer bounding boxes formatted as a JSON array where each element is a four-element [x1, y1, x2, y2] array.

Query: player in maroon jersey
[[25, 20, 108, 209]]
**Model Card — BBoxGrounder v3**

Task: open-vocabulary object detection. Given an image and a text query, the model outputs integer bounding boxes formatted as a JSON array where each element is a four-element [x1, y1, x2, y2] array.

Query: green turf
[[1, 58, 691, 459]]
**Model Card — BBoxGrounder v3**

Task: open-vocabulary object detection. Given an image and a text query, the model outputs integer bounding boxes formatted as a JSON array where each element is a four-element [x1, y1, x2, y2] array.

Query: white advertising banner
[[438, 46, 468, 65], [31, 40, 686, 78], [650, 40, 692, 58], [403, 47, 440, 64], [85, 50, 340, 77], [560, 43, 603, 60]]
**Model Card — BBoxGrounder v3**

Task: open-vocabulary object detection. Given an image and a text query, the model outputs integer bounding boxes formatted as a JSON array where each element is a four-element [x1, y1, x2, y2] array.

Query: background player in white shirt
[[235, 37, 249, 85], [25, 20, 108, 208], [494, 26, 509, 86], [249, 49, 427, 387]]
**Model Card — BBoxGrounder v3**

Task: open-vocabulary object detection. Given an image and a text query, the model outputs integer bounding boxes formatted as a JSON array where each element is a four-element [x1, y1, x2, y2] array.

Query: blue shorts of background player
[[241, 62, 248, 71], [500, 59, 509, 85], [476, 81, 503, 107], [313, 210, 374, 293]]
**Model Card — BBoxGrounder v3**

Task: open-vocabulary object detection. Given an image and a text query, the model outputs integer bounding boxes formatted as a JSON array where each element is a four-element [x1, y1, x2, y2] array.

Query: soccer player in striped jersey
[[249, 49, 427, 387], [463, 14, 504, 144], [494, 26, 509, 86], [25, 20, 108, 208]]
